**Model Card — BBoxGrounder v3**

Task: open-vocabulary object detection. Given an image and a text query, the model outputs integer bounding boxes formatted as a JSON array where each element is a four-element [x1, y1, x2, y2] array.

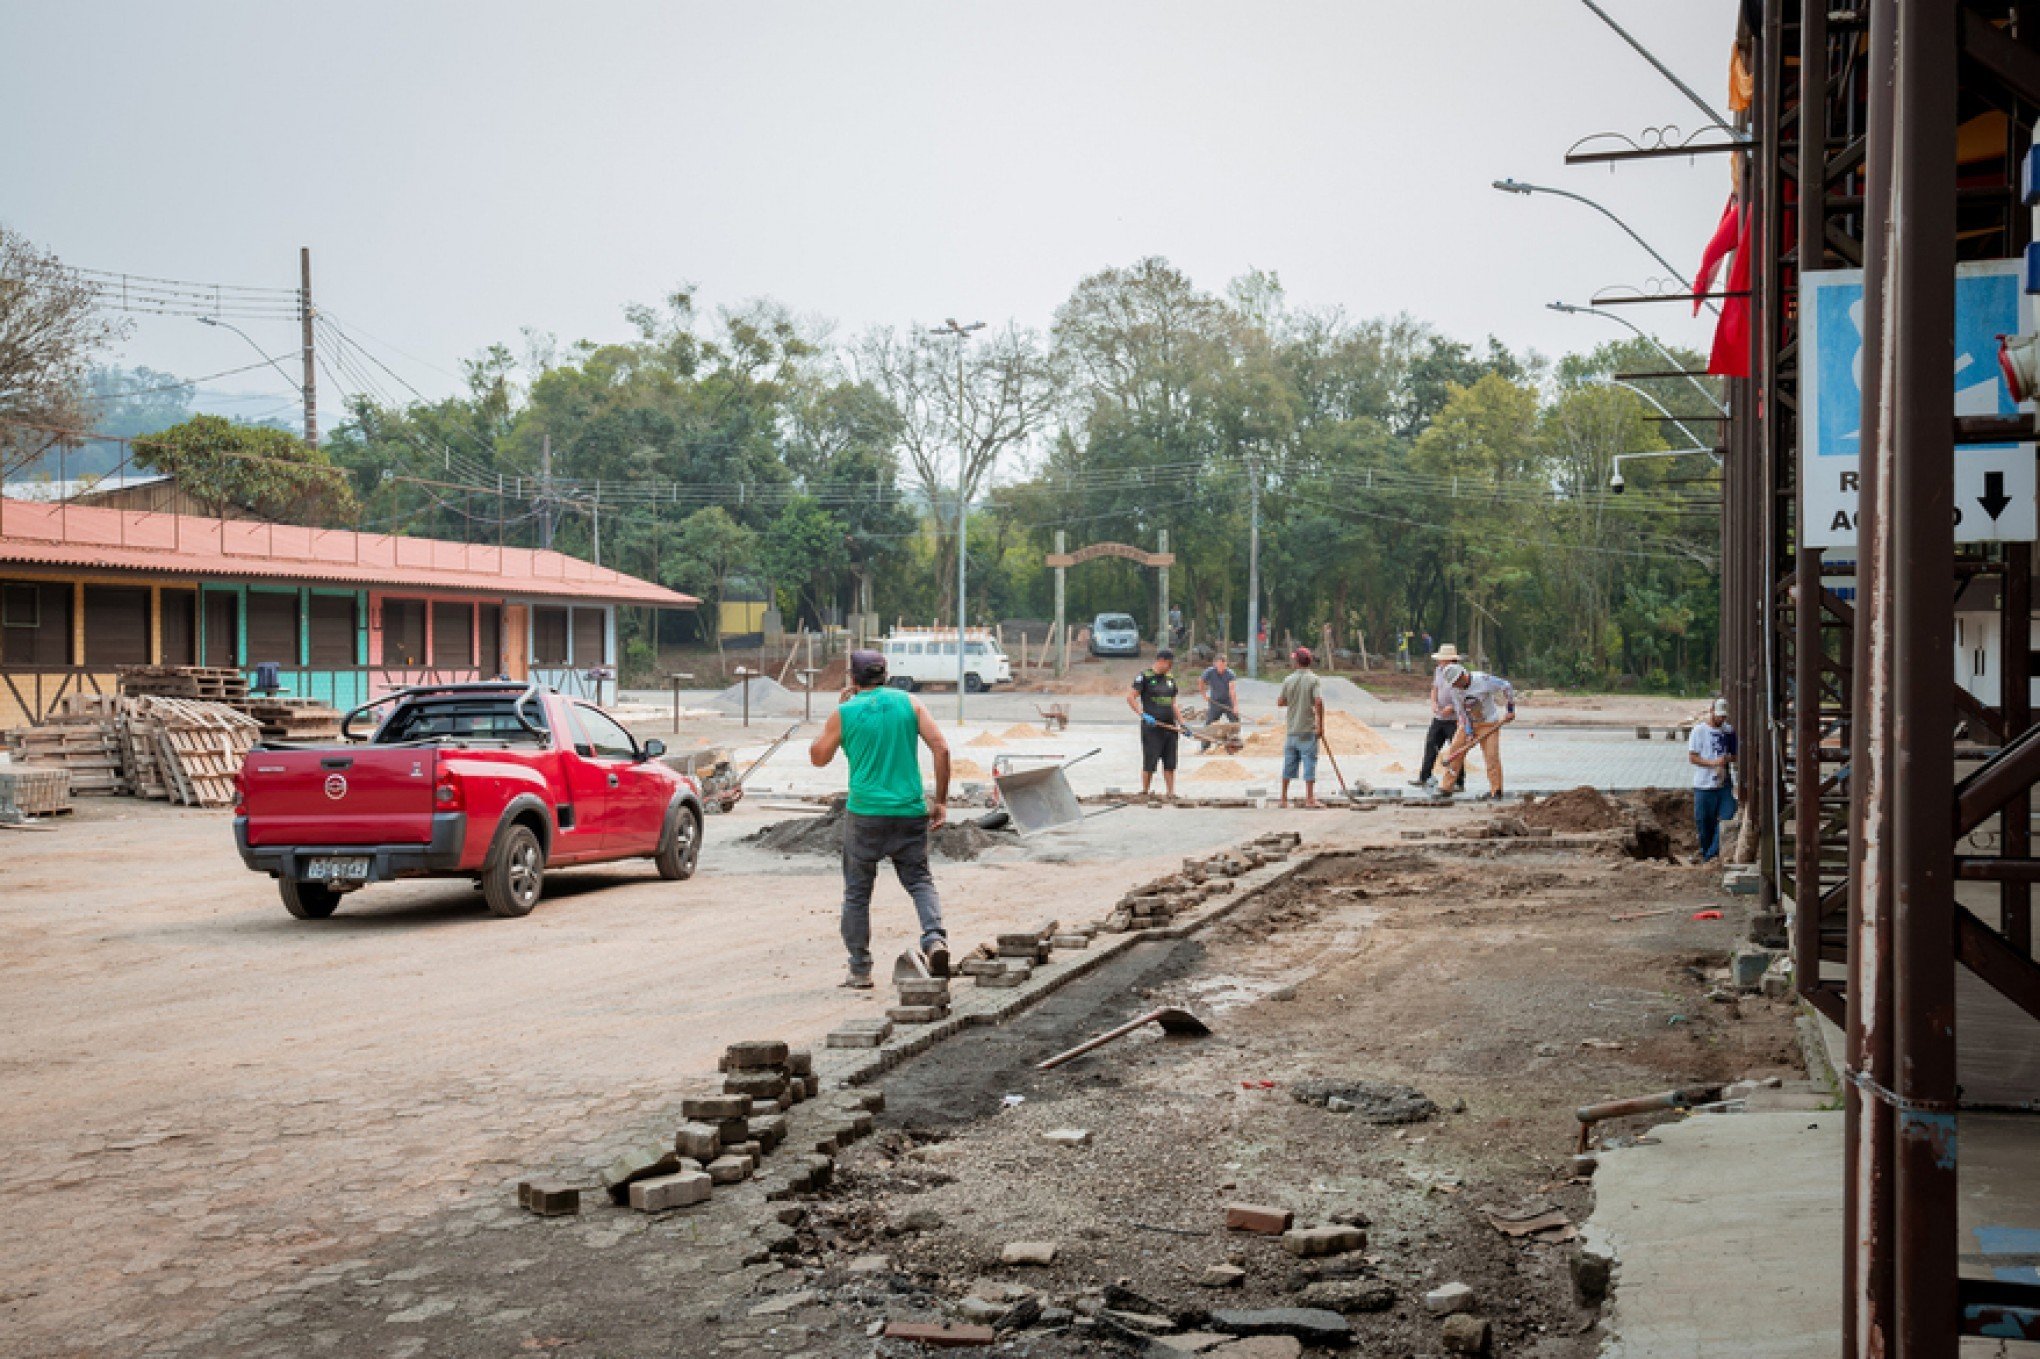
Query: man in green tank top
[[809, 649, 952, 987]]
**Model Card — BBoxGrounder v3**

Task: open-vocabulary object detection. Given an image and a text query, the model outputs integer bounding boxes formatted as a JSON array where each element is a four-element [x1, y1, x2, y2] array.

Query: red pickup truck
[[235, 681, 704, 921]]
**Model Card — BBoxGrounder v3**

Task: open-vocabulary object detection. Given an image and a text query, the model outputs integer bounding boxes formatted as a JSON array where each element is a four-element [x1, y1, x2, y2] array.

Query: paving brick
[[706, 1154, 753, 1185], [958, 958, 1007, 977], [724, 1039, 790, 1069], [896, 979, 952, 1003], [1441, 1314, 1491, 1354], [827, 1019, 894, 1048], [976, 963, 1031, 988], [733, 1139, 764, 1163], [517, 1180, 580, 1216], [1224, 1204, 1294, 1235], [673, 1121, 721, 1160], [1043, 1128, 1091, 1147], [1424, 1282, 1475, 1316], [1049, 934, 1091, 950], [888, 1004, 950, 1024], [748, 1113, 788, 1151], [600, 1145, 681, 1202], [627, 1169, 711, 1212], [786, 1047, 815, 1076], [850, 1089, 885, 1112], [1281, 1225, 1367, 1257], [881, 1322, 995, 1347], [715, 1116, 752, 1146], [681, 1094, 752, 1121], [724, 1070, 789, 1100], [1000, 1240, 1057, 1265]]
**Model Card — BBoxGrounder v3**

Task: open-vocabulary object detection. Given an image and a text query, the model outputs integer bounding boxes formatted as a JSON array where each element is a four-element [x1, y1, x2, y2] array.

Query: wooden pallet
[[117, 666, 250, 702], [0, 765, 71, 817]]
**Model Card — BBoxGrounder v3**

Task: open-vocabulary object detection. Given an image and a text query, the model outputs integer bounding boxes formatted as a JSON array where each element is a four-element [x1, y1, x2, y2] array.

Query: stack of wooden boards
[[3, 691, 263, 809]]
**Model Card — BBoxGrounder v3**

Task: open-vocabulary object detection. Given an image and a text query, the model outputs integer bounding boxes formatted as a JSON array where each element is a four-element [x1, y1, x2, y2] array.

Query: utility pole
[[298, 247, 318, 447], [539, 432, 554, 550], [1246, 450, 1262, 678], [930, 318, 985, 724]]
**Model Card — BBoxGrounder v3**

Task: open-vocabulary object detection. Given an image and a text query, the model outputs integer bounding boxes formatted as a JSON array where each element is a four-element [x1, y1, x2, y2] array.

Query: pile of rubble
[[521, 1039, 881, 1219], [1103, 831, 1300, 931]]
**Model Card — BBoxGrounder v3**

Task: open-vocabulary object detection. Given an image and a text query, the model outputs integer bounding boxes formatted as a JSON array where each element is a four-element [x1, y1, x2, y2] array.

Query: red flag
[[1693, 198, 1740, 316], [1706, 201, 1753, 378]]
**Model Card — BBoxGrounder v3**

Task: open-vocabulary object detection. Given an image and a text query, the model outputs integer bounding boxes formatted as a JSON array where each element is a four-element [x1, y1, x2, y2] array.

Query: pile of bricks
[[1102, 833, 1300, 932], [890, 975, 952, 1025], [958, 919, 1067, 989]]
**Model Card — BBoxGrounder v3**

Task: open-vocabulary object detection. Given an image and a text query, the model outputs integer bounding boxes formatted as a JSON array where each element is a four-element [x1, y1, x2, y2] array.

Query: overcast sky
[[1, 1, 1739, 417]]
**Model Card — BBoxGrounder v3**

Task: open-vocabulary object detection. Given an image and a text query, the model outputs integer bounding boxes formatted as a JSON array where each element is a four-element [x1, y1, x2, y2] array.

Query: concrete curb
[[817, 850, 1320, 1090]]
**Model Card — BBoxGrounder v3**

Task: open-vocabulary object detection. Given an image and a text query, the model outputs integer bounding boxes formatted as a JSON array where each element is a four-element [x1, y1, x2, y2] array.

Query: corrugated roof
[[0, 497, 697, 607]]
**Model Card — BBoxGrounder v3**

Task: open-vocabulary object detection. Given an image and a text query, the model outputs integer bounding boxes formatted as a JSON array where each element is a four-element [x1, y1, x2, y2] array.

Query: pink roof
[[0, 497, 697, 607]]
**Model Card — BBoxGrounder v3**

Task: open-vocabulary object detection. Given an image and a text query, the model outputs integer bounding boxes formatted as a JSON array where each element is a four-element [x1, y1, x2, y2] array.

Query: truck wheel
[[655, 805, 702, 881], [889, 676, 916, 692], [964, 672, 986, 694], [483, 825, 545, 918], [280, 879, 341, 920]]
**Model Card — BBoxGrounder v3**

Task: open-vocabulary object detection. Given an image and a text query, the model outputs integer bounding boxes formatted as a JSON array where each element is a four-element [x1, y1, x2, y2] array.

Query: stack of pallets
[[240, 697, 344, 743], [127, 697, 260, 808], [5, 718, 128, 796], [116, 665, 250, 704]]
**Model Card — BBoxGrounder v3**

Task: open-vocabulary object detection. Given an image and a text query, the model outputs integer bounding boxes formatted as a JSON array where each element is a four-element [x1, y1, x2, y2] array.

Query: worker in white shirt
[[1434, 663, 1516, 800]]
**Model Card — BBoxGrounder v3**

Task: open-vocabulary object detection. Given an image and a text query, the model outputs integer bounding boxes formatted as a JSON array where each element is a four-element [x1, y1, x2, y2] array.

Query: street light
[[1493, 179, 1716, 315], [1548, 301, 1728, 415], [1594, 375, 1715, 453], [929, 318, 985, 725], [195, 316, 303, 393], [1610, 447, 1722, 493]]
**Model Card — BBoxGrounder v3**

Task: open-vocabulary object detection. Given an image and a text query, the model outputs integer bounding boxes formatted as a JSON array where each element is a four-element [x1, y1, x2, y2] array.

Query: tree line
[[1, 225, 1724, 690]]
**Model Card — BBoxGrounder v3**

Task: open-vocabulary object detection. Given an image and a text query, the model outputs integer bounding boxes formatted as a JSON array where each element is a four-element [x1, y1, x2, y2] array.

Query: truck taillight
[[434, 770, 463, 810], [233, 768, 246, 817]]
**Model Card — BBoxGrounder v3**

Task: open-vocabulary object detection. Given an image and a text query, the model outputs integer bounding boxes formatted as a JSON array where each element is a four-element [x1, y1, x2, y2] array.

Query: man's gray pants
[[841, 812, 946, 978]]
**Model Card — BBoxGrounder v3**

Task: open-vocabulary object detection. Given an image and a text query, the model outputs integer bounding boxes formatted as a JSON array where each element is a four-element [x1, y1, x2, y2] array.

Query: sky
[[0, 1, 1740, 417]]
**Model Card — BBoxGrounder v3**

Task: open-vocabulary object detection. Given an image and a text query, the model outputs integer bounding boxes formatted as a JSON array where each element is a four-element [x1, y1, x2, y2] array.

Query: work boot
[[841, 971, 874, 990], [1407, 778, 1428, 788], [925, 939, 950, 979]]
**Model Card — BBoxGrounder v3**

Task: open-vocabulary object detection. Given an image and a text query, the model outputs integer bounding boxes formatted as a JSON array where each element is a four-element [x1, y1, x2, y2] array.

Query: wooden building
[[0, 496, 695, 728]]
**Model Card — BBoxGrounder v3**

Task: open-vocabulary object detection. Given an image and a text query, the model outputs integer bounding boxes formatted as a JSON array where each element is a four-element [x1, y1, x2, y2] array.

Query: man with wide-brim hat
[[1410, 643, 1464, 791]]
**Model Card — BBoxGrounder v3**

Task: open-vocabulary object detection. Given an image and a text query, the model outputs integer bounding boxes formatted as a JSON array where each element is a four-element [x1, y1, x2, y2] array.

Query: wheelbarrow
[[993, 749, 1126, 836], [1034, 703, 1070, 733]]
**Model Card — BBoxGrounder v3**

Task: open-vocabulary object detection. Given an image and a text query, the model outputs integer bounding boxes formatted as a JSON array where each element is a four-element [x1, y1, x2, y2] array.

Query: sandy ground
[[0, 796, 1308, 1359]]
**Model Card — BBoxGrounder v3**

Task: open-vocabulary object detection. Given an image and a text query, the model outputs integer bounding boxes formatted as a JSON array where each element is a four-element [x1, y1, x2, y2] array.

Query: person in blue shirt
[[1689, 698, 1738, 862]]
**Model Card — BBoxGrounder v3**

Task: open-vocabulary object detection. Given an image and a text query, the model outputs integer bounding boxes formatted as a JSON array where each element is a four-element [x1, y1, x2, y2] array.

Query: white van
[[881, 631, 1013, 693]]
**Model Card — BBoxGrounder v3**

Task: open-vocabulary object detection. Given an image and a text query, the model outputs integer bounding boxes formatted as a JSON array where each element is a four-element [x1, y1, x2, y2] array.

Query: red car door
[[552, 704, 619, 859], [570, 703, 664, 854]]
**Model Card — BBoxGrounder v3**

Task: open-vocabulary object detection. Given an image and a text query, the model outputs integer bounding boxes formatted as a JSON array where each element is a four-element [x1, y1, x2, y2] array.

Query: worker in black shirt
[[1128, 648, 1180, 800]]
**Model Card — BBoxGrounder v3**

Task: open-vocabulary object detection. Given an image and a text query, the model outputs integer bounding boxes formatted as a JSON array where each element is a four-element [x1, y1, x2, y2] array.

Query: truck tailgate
[[240, 747, 438, 846]]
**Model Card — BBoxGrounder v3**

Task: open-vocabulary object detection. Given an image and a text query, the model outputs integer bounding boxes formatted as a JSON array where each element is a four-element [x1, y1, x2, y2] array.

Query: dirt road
[[0, 798, 1304, 1359]]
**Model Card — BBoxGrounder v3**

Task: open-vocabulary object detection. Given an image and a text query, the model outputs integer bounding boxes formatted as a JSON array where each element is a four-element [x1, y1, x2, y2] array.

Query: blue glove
[[1142, 713, 1158, 726]]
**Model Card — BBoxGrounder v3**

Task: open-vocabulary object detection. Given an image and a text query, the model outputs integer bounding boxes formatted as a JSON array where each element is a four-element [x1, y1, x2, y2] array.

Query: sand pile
[[744, 803, 1014, 861], [966, 731, 1007, 748], [1189, 758, 1251, 781], [1002, 723, 1046, 739], [709, 676, 803, 717], [951, 758, 986, 779], [1239, 709, 1398, 758]]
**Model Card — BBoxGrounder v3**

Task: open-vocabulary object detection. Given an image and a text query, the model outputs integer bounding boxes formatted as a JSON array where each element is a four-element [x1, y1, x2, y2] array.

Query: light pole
[[1610, 447, 1722, 492], [1595, 376, 1716, 453], [930, 318, 985, 724], [195, 316, 304, 398], [1492, 179, 1716, 315], [1548, 301, 1728, 415]]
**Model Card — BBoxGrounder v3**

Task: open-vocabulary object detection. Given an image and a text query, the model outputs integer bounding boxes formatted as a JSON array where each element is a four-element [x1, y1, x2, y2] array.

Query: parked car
[[879, 630, 1013, 693], [1089, 612, 1142, 657], [234, 681, 705, 920]]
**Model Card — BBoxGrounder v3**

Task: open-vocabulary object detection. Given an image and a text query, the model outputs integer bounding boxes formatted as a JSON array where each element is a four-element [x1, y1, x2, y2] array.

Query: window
[[2, 584, 39, 628], [378, 697, 550, 746], [433, 601, 474, 668], [382, 598, 427, 666], [571, 608, 605, 665], [906, 642, 923, 657], [307, 594, 357, 667], [245, 591, 299, 666], [1, 583, 69, 665], [83, 586, 150, 665], [533, 607, 569, 664], [967, 641, 988, 656], [574, 704, 638, 760], [477, 605, 502, 675]]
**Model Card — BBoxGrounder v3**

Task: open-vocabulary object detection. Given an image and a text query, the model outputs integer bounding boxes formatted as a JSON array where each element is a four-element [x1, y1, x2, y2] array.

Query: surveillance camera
[[1609, 472, 1626, 493]]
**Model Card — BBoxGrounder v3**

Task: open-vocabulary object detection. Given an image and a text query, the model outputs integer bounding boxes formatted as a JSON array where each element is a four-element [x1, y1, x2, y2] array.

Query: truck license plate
[[307, 857, 370, 882]]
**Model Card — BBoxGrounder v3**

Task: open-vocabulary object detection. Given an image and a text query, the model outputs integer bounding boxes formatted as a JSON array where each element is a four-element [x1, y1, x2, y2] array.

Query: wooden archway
[[1046, 531, 1174, 675]]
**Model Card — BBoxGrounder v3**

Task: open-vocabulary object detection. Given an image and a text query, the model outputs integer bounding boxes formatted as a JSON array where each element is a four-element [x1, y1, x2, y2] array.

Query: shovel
[[1035, 1006, 1212, 1071]]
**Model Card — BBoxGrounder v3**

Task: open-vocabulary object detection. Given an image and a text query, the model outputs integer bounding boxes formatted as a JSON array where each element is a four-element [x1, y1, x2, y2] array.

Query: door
[[502, 606, 529, 680], [160, 591, 197, 665], [573, 702, 663, 852], [203, 593, 238, 668], [552, 704, 618, 857]]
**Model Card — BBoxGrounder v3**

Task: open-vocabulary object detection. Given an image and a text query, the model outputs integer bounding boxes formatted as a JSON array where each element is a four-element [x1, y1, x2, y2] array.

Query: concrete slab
[[1584, 1111, 1844, 1358]]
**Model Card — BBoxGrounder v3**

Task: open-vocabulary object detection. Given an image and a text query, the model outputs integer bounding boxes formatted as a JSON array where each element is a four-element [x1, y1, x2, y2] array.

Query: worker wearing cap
[[1409, 642, 1464, 791], [1128, 648, 1180, 799], [809, 649, 951, 988], [1434, 662, 1516, 800], [1277, 647, 1326, 809], [1689, 698, 1738, 862]]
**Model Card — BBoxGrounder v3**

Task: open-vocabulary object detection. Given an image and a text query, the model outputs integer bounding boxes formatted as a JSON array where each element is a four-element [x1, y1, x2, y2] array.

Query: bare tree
[[0, 226, 126, 434], [853, 322, 1059, 616]]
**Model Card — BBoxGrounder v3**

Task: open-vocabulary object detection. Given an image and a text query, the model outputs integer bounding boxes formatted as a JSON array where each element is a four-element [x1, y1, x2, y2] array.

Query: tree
[[760, 495, 849, 627], [0, 226, 128, 476], [671, 506, 756, 665], [134, 415, 361, 524]]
